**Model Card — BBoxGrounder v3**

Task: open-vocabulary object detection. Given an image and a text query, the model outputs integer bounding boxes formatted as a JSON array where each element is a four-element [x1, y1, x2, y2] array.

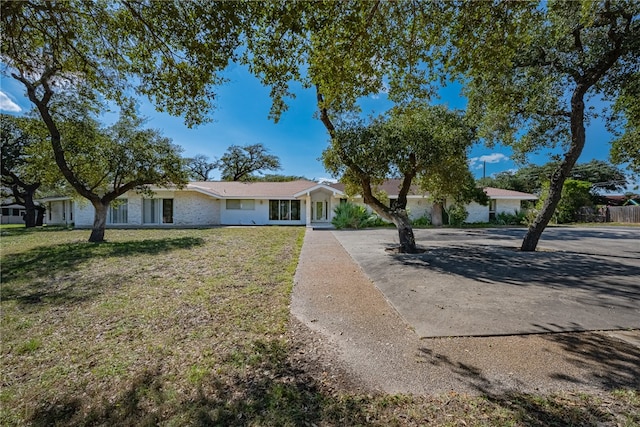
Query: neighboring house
[[40, 179, 537, 228], [1, 202, 26, 224]]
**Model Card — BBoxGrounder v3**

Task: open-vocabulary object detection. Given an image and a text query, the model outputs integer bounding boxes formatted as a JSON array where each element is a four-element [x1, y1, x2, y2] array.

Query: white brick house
[[40, 179, 536, 228]]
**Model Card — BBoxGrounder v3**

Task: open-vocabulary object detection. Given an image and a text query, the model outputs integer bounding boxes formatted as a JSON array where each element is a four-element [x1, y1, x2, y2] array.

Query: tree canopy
[[0, 114, 55, 226], [219, 143, 281, 182], [185, 154, 217, 181], [244, 1, 639, 251], [478, 159, 628, 194], [323, 104, 478, 253]]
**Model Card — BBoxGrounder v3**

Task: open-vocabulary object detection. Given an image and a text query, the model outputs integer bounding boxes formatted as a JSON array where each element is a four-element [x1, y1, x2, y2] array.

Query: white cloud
[[469, 152, 510, 169], [478, 153, 509, 164], [0, 91, 21, 112]]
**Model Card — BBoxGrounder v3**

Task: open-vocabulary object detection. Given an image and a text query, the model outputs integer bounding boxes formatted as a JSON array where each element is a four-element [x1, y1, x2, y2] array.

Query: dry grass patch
[[1, 227, 306, 425], [2, 226, 638, 426]]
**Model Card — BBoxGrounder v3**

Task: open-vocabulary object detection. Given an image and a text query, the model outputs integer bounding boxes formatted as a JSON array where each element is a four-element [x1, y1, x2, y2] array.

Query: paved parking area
[[332, 226, 640, 338]]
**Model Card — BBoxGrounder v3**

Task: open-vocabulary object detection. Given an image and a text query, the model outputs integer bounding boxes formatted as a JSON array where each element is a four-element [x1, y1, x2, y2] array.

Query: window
[[226, 199, 255, 210], [108, 200, 128, 224], [12, 209, 21, 216], [1, 208, 8, 216], [269, 200, 300, 221], [143, 198, 174, 224], [162, 199, 173, 223]]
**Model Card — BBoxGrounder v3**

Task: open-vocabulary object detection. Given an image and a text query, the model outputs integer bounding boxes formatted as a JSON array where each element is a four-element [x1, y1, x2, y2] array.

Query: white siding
[[496, 199, 521, 215], [73, 200, 94, 227], [465, 202, 489, 223], [174, 192, 220, 225]]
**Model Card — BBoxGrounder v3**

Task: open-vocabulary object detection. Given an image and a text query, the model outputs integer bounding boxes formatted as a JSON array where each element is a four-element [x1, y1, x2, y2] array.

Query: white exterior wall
[[496, 199, 521, 215], [221, 199, 269, 225], [126, 195, 143, 225], [406, 198, 431, 220], [72, 200, 93, 227], [465, 202, 489, 223], [174, 191, 220, 225]]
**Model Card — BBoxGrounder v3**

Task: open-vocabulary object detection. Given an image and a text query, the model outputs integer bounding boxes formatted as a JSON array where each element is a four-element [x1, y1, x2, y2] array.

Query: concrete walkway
[[291, 228, 640, 395]]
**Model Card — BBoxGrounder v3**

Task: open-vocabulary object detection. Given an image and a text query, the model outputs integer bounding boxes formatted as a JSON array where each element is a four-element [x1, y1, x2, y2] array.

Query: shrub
[[332, 202, 373, 229], [411, 214, 432, 227], [447, 204, 468, 227], [492, 210, 527, 225]]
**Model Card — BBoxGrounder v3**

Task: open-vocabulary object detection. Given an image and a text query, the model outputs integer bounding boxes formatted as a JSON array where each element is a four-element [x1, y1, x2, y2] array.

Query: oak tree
[[323, 105, 478, 253], [219, 143, 281, 181], [442, 1, 639, 250], [186, 154, 217, 181]]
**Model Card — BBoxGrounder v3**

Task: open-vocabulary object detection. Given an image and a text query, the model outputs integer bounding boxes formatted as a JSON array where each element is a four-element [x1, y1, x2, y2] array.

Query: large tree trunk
[[391, 210, 418, 253], [10, 183, 40, 228], [89, 201, 109, 243], [521, 87, 587, 251]]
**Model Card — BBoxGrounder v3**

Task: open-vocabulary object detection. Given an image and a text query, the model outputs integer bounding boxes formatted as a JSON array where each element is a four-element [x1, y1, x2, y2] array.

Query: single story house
[[41, 179, 537, 228]]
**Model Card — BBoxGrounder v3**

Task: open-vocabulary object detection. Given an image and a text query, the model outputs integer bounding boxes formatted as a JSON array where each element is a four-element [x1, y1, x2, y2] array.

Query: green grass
[[1, 227, 638, 426]]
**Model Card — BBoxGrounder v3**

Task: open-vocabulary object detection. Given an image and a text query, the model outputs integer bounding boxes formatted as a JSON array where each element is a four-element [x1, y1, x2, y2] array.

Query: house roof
[[188, 180, 324, 199], [329, 180, 537, 200], [483, 187, 538, 200], [329, 179, 425, 197]]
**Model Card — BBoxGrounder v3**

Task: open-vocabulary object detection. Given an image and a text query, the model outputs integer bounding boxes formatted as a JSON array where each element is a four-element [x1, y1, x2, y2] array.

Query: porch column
[[305, 194, 312, 226]]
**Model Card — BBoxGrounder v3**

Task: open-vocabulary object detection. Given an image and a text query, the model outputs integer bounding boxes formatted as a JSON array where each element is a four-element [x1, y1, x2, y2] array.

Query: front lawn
[[1, 227, 638, 426]]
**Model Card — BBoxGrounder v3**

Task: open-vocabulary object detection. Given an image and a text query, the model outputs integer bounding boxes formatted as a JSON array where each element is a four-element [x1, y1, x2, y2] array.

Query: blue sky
[[0, 63, 617, 183]]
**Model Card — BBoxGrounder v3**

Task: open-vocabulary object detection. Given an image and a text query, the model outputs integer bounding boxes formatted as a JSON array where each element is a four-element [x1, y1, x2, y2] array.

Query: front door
[[315, 201, 325, 221]]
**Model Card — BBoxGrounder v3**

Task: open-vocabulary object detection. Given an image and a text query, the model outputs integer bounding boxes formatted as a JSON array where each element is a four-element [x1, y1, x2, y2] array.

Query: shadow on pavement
[[394, 245, 640, 311]]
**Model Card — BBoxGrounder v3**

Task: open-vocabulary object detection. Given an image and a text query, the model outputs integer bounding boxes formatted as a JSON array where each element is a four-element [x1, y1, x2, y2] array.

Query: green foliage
[[249, 174, 309, 182], [537, 180, 594, 224], [479, 160, 628, 194], [1, 1, 246, 127], [323, 105, 476, 220], [446, 204, 468, 227], [55, 104, 188, 199], [411, 214, 432, 227], [492, 211, 527, 226], [219, 143, 281, 181], [185, 154, 217, 181], [331, 202, 373, 229]]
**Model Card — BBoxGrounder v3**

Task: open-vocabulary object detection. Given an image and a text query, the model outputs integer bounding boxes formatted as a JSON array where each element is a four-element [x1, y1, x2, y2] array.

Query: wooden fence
[[607, 206, 640, 223]]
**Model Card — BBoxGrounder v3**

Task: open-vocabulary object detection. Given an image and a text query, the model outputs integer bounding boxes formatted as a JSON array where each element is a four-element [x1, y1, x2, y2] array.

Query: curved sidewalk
[[291, 229, 640, 395]]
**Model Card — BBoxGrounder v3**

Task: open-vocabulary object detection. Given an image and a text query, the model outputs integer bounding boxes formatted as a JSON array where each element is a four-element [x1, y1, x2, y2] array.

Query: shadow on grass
[[1, 237, 204, 305], [27, 337, 638, 426], [27, 339, 367, 427], [0, 225, 74, 235]]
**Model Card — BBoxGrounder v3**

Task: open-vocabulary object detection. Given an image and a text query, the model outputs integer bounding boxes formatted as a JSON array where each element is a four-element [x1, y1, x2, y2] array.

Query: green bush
[[492, 210, 526, 225], [332, 202, 373, 229], [411, 214, 432, 227], [447, 204, 468, 227]]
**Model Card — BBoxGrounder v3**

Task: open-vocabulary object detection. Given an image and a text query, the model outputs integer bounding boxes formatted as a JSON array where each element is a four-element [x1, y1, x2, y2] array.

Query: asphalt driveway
[[332, 226, 640, 338]]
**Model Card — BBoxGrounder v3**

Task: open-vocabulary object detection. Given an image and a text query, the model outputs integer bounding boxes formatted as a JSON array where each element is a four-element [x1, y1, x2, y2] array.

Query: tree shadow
[[27, 339, 368, 427], [543, 332, 640, 391], [394, 244, 640, 310], [418, 331, 640, 396], [1, 237, 204, 306]]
